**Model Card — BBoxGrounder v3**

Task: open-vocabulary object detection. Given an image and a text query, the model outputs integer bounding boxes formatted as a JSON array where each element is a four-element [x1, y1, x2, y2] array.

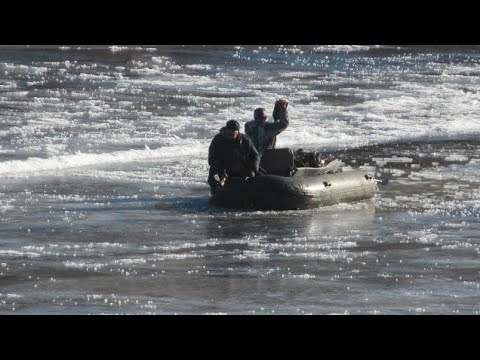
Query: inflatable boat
[[209, 148, 379, 210]]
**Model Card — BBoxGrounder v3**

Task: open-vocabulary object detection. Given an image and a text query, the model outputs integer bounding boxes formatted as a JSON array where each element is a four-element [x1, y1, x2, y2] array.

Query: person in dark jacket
[[208, 120, 260, 191], [245, 99, 289, 157]]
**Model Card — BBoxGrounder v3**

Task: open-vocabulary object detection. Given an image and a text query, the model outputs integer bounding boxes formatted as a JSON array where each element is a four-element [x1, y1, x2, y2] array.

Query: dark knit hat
[[226, 120, 240, 131]]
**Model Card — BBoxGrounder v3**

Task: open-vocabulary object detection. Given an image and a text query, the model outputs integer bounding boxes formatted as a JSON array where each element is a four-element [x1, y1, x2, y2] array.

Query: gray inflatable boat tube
[[209, 168, 379, 210]]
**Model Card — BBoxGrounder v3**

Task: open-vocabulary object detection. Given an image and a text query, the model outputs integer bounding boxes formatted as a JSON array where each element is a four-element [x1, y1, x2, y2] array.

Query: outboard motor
[[294, 149, 322, 168]]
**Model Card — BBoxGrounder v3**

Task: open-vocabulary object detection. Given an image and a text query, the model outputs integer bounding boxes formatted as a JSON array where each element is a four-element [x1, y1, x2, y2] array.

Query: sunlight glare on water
[[0, 45, 479, 314]]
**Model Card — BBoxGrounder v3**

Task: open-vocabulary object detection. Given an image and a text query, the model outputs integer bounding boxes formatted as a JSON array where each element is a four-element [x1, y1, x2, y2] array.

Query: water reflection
[[200, 201, 376, 241]]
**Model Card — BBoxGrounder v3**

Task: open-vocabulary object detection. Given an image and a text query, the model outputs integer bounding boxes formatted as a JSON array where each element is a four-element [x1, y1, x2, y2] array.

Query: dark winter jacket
[[244, 105, 289, 156], [208, 128, 260, 179]]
